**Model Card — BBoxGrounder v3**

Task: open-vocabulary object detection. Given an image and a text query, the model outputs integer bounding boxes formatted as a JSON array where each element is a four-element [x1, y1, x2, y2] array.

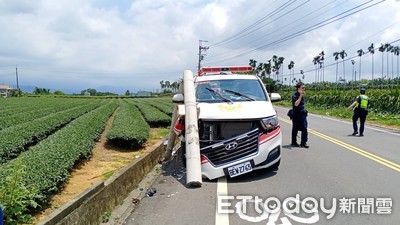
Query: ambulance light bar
[[198, 66, 253, 76]]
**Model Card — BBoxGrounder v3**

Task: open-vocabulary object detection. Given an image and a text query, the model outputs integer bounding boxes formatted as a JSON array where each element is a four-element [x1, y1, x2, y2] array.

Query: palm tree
[[351, 60, 355, 81], [256, 62, 264, 77], [357, 49, 364, 80], [312, 56, 320, 83], [249, 59, 257, 73], [288, 60, 295, 85], [339, 50, 347, 82], [368, 43, 375, 80], [171, 81, 179, 92], [291, 61, 295, 83], [333, 52, 340, 83], [272, 55, 279, 81], [263, 60, 272, 79], [386, 44, 393, 79], [160, 80, 165, 89], [392, 46, 400, 78], [378, 43, 386, 79], [300, 70, 304, 81], [165, 81, 171, 89], [277, 57, 285, 84], [319, 51, 325, 82], [319, 61, 324, 83]]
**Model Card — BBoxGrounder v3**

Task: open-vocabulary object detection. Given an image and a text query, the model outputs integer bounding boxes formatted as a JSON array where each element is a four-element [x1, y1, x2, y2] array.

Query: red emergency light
[[198, 66, 253, 76]]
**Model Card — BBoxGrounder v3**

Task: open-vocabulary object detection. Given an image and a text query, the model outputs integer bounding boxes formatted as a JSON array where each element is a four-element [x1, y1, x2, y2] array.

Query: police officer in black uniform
[[348, 88, 369, 137], [291, 82, 309, 148]]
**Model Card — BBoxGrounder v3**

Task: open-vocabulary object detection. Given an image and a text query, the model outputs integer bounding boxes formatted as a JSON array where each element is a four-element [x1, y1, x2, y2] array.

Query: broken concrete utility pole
[[164, 83, 183, 161], [183, 70, 202, 187]]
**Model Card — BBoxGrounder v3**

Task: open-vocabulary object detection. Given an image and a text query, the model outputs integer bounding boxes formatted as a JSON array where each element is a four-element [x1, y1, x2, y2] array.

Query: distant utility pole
[[16, 65, 19, 92], [197, 40, 209, 72]]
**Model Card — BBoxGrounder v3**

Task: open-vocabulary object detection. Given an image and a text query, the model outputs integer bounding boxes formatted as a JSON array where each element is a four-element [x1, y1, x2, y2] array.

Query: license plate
[[227, 161, 252, 178]]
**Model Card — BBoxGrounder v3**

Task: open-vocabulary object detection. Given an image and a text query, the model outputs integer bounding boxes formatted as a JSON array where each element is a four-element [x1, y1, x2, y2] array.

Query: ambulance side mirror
[[172, 93, 184, 104], [270, 93, 281, 102]]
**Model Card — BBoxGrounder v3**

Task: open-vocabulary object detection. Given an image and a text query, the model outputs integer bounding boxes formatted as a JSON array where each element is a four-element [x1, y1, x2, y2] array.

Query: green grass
[[150, 128, 170, 139], [273, 101, 400, 130], [102, 170, 115, 180], [101, 211, 112, 223]]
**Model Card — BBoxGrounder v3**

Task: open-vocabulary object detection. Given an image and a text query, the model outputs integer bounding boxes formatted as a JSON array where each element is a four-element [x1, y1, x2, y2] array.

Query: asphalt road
[[123, 106, 400, 225]]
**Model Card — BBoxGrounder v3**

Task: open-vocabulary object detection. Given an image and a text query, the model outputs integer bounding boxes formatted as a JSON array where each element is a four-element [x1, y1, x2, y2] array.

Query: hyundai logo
[[225, 142, 238, 151]]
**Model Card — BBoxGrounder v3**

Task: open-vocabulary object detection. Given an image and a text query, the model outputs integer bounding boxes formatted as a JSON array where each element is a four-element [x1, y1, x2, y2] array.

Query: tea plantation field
[[0, 97, 173, 224]]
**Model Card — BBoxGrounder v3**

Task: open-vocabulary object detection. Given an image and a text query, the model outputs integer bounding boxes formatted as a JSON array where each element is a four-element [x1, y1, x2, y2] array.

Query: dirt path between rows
[[35, 109, 166, 223]]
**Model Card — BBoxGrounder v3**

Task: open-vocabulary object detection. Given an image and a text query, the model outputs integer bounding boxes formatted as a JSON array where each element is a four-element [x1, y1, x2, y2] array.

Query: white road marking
[[215, 177, 229, 225]]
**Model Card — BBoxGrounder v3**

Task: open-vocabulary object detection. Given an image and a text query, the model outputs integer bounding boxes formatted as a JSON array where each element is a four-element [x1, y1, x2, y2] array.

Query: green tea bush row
[[0, 103, 102, 164], [0, 98, 37, 110], [106, 100, 150, 148], [0, 102, 117, 223], [131, 100, 171, 127], [139, 98, 174, 116], [0, 98, 62, 117], [0, 99, 90, 130]]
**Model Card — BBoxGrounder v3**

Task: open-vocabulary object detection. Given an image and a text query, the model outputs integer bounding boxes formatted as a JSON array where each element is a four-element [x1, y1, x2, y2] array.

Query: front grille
[[200, 129, 259, 166]]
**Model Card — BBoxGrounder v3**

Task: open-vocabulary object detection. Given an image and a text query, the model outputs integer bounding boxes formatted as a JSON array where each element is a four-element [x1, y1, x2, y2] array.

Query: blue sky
[[0, 0, 399, 94]]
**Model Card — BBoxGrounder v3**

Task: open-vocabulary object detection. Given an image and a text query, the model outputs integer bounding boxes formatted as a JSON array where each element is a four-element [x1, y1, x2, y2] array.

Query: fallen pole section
[[183, 70, 202, 187], [164, 83, 183, 161]]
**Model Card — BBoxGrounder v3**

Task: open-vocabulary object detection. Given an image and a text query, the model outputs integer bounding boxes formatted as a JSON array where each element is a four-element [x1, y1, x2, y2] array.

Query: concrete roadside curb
[[37, 138, 166, 225], [103, 163, 162, 225], [37, 182, 105, 225]]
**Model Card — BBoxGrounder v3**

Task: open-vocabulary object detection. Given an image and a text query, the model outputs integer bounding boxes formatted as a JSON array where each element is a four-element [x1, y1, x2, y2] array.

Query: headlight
[[261, 115, 279, 131]]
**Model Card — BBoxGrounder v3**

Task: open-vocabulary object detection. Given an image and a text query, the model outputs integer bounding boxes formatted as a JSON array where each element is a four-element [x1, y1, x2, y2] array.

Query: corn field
[[279, 88, 400, 114]]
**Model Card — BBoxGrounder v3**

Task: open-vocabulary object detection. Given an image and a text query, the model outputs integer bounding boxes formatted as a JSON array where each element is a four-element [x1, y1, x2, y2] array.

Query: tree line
[[159, 80, 181, 93], [248, 42, 400, 89]]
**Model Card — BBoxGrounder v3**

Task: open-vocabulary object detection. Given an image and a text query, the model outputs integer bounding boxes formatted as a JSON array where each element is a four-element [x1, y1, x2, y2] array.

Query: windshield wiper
[[222, 89, 255, 101], [205, 88, 233, 104]]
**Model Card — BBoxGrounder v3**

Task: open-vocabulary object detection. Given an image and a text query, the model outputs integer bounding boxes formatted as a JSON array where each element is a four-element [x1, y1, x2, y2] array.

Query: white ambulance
[[174, 66, 282, 180]]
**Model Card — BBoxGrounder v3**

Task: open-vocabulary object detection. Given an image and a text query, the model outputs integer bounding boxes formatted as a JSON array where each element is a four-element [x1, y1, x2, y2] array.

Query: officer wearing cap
[[291, 82, 309, 148], [347, 88, 369, 136]]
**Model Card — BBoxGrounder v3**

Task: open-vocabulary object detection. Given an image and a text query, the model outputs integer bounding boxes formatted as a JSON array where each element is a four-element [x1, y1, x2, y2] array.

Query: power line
[[206, 0, 340, 62], [215, 0, 311, 48], [211, 0, 300, 47], [205, 0, 386, 65], [254, 0, 384, 52], [301, 18, 400, 72]]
